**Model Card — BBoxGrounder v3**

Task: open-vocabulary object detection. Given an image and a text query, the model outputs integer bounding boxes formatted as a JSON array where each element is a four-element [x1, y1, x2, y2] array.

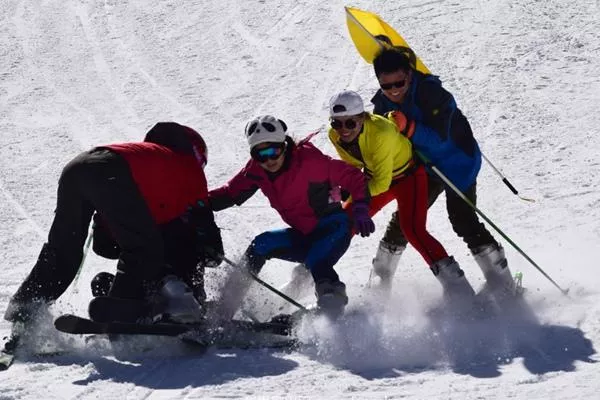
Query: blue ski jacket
[[371, 71, 481, 192]]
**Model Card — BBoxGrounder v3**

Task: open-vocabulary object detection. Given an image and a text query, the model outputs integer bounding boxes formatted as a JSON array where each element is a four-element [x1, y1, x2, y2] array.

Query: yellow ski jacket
[[328, 113, 414, 197]]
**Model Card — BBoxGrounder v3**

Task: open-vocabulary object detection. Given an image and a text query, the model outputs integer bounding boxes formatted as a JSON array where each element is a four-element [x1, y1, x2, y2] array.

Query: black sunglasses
[[251, 142, 285, 163], [330, 118, 360, 130], [380, 79, 407, 90]]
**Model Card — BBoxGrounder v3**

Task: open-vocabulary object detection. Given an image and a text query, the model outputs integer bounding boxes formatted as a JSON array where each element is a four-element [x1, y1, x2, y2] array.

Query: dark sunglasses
[[380, 79, 407, 90], [330, 118, 359, 130], [251, 142, 285, 163]]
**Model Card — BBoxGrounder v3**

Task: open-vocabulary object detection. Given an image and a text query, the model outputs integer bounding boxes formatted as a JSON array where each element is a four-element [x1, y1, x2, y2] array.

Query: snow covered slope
[[1, 0, 599, 398]]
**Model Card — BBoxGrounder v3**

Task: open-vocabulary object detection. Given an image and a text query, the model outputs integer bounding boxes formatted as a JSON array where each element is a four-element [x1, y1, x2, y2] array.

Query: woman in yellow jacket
[[328, 90, 475, 302]]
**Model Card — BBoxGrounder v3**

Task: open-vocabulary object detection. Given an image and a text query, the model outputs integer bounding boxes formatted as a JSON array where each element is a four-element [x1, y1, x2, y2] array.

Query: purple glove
[[352, 202, 375, 237]]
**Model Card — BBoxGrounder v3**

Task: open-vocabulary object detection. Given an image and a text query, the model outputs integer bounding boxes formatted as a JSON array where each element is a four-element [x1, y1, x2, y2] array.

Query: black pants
[[92, 190, 208, 302], [8, 148, 164, 311], [382, 174, 497, 251]]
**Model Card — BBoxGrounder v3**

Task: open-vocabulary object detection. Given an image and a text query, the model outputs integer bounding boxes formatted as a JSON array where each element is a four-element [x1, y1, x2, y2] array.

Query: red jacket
[[104, 124, 208, 224]]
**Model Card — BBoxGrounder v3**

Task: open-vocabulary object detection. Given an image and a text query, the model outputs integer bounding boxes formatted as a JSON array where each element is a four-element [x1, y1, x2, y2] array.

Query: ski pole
[[481, 152, 535, 203], [416, 151, 569, 296], [220, 255, 308, 311], [66, 223, 94, 298]]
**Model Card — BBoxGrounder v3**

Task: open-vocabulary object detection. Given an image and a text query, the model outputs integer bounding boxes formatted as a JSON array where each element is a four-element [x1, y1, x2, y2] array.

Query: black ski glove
[[188, 200, 224, 268]]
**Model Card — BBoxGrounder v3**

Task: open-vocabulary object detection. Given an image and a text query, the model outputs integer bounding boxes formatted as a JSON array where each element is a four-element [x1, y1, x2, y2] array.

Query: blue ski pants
[[244, 212, 352, 284]]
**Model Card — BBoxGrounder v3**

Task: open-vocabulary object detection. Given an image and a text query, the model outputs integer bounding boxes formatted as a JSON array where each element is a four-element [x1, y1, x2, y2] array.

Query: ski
[[0, 349, 15, 371], [55, 314, 298, 352], [54, 314, 293, 337], [0, 328, 22, 371], [180, 330, 299, 350]]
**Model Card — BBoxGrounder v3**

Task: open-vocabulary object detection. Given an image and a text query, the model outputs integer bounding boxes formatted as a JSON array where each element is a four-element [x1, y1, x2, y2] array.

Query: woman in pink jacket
[[209, 115, 374, 317]]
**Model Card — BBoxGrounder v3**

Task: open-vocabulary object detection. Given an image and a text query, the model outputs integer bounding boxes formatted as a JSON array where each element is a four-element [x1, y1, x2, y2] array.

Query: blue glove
[[352, 202, 375, 237]]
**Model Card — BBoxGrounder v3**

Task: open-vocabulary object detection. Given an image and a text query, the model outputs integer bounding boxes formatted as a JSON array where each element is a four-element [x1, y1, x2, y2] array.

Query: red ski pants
[[348, 165, 448, 265]]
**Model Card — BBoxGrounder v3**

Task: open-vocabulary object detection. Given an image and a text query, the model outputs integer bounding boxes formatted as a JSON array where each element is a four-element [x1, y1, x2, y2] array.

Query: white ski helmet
[[245, 115, 288, 149]]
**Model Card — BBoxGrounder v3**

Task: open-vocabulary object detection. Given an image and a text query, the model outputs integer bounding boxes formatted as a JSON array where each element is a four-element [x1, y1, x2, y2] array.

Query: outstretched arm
[[208, 162, 260, 211]]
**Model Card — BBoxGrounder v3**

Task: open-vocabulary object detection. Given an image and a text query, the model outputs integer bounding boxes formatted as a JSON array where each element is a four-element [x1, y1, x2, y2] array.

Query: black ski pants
[[382, 174, 498, 251], [9, 148, 164, 309]]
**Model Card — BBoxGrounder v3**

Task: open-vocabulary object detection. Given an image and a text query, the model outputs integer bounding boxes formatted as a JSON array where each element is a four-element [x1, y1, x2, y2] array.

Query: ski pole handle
[[502, 177, 519, 195], [482, 152, 535, 202]]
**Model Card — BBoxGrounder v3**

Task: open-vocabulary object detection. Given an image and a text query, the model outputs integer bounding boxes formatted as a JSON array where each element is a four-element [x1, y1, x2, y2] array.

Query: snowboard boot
[[472, 244, 515, 297], [371, 242, 405, 290], [91, 272, 115, 297], [315, 280, 348, 319], [431, 256, 476, 312], [151, 275, 205, 324]]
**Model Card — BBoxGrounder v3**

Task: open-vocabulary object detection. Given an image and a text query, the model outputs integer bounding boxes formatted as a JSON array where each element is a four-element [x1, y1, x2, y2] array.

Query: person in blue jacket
[[368, 47, 514, 297]]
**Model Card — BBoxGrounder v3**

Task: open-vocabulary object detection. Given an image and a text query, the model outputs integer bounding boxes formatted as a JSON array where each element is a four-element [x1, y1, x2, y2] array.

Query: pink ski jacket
[[209, 137, 369, 234]]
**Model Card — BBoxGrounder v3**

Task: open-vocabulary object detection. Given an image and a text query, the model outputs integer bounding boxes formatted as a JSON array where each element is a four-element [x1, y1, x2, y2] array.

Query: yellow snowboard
[[345, 6, 430, 74]]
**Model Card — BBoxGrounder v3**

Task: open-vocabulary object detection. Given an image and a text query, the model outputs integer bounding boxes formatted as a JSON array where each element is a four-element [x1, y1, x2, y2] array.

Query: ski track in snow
[[1, 0, 600, 398]]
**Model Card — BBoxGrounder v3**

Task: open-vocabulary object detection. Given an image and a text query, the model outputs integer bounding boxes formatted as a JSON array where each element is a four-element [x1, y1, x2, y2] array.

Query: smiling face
[[378, 68, 412, 104], [330, 113, 365, 143]]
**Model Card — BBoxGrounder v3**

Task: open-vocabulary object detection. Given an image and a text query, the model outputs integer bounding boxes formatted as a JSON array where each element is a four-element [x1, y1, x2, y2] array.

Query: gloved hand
[[352, 202, 375, 237], [186, 200, 224, 268], [387, 111, 415, 138], [197, 235, 224, 268]]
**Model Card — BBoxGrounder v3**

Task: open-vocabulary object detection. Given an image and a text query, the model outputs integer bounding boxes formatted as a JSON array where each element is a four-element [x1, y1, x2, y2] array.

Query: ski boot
[[431, 256, 476, 315], [370, 242, 405, 291], [151, 275, 205, 324], [315, 279, 348, 319], [90, 274, 205, 324], [472, 244, 516, 299]]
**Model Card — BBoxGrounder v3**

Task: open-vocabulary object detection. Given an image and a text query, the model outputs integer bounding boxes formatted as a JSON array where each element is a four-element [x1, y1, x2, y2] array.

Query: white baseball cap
[[329, 90, 365, 117], [245, 115, 288, 149]]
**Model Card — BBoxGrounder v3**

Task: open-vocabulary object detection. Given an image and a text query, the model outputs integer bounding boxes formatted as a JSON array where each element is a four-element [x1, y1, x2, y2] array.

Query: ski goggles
[[192, 146, 207, 169], [330, 117, 360, 130], [380, 79, 407, 90], [251, 142, 285, 163]]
